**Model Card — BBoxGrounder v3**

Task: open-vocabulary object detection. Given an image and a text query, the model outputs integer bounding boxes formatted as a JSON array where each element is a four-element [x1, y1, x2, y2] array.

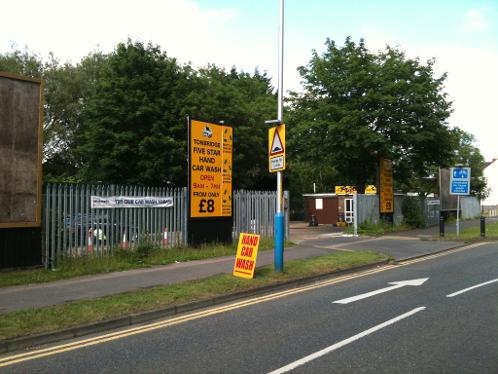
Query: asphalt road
[[2, 242, 497, 373]]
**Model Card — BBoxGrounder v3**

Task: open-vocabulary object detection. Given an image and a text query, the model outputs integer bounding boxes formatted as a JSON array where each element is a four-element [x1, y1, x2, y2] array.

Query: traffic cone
[[121, 230, 129, 249], [87, 228, 93, 253], [162, 227, 169, 248]]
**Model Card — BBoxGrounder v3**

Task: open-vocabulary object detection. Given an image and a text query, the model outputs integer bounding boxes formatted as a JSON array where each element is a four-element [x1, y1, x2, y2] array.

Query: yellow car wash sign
[[335, 186, 357, 195], [233, 233, 260, 279], [379, 158, 394, 213], [365, 185, 377, 194], [269, 124, 285, 173], [189, 119, 232, 218], [335, 185, 376, 195]]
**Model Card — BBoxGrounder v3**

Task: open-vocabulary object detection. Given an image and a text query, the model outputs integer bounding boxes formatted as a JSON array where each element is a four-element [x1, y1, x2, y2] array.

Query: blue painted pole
[[275, 212, 284, 272]]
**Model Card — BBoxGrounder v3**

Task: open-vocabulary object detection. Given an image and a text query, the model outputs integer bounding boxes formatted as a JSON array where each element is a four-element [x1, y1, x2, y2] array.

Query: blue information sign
[[450, 167, 471, 195]]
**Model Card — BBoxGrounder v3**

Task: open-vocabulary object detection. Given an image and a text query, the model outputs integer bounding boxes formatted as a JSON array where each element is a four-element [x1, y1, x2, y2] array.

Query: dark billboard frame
[[0, 71, 44, 228]]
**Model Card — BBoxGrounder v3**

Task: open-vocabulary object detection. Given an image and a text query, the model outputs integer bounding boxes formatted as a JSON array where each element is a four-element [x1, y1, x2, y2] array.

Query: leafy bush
[[134, 243, 159, 260], [401, 197, 426, 228], [345, 220, 396, 236], [358, 221, 386, 236]]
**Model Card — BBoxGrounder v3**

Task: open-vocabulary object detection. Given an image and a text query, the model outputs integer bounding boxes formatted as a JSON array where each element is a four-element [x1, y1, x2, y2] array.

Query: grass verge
[[0, 251, 386, 341], [0, 238, 292, 288], [344, 221, 412, 236], [438, 221, 498, 242]]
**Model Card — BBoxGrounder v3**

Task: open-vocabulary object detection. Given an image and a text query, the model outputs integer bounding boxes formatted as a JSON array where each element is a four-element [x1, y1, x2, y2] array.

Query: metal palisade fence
[[357, 194, 442, 226], [43, 184, 288, 268], [232, 190, 290, 239]]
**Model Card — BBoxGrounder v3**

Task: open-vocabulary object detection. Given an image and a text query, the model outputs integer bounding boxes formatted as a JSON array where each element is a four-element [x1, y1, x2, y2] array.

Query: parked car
[[63, 213, 139, 245]]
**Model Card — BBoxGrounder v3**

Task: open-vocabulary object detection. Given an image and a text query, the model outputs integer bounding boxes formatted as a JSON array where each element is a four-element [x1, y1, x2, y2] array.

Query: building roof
[[302, 193, 339, 198], [484, 158, 497, 169]]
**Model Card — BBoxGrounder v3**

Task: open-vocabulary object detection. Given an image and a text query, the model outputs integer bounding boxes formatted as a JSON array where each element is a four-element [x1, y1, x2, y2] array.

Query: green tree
[[43, 52, 108, 181], [0, 46, 44, 77], [0, 47, 108, 182], [184, 66, 277, 189], [76, 40, 192, 185], [288, 38, 458, 194], [2, 42, 277, 188], [401, 197, 426, 228]]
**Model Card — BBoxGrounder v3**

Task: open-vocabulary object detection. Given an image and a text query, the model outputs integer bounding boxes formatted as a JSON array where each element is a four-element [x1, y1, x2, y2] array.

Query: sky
[[1, 0, 497, 160]]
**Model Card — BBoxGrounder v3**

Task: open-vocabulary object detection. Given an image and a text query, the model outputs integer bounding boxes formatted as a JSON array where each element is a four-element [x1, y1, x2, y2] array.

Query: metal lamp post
[[271, 0, 285, 272]]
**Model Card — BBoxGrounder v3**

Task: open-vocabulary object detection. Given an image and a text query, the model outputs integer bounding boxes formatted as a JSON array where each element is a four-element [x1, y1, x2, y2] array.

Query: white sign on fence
[[91, 196, 174, 209], [426, 199, 441, 206]]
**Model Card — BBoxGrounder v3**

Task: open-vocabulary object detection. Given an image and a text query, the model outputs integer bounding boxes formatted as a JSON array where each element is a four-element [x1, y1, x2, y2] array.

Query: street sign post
[[449, 167, 471, 237], [268, 124, 285, 173], [450, 167, 471, 195]]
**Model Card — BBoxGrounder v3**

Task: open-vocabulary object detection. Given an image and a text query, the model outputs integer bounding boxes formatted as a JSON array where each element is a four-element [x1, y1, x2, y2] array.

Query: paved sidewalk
[[0, 223, 471, 314], [289, 221, 463, 261], [0, 244, 338, 314], [387, 217, 498, 238]]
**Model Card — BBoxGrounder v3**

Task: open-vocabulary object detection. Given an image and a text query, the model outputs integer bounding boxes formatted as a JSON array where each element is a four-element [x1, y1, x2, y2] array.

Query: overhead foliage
[[76, 41, 192, 185], [0, 42, 277, 188], [0, 47, 44, 77], [0, 38, 487, 202], [288, 37, 460, 194], [184, 65, 277, 189], [0, 48, 107, 181], [76, 41, 277, 187]]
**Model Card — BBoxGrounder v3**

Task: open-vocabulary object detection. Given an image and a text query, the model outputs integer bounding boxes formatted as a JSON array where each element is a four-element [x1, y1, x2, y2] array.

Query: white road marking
[[333, 278, 429, 304], [446, 278, 498, 298], [267, 306, 426, 374]]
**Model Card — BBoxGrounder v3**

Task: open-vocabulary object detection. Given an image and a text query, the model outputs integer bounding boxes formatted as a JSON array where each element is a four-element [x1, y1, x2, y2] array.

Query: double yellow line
[[0, 266, 394, 367], [0, 242, 487, 367]]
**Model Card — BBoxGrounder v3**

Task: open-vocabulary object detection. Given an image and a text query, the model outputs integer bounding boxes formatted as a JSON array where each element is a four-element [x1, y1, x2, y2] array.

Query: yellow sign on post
[[189, 119, 232, 218], [379, 158, 394, 213], [334, 185, 376, 195], [233, 233, 260, 279], [365, 185, 377, 194], [268, 124, 285, 173], [335, 186, 357, 195]]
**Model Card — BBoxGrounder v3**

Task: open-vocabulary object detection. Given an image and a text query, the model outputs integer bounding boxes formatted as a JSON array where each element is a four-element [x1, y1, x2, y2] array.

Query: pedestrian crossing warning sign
[[268, 124, 285, 173], [270, 128, 284, 155]]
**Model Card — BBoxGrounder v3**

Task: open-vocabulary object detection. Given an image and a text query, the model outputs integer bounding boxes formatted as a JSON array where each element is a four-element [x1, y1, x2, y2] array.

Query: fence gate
[[424, 198, 440, 226]]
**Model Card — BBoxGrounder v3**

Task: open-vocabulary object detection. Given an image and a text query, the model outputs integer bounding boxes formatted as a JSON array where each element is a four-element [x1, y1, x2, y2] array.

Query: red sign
[[233, 233, 260, 279]]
